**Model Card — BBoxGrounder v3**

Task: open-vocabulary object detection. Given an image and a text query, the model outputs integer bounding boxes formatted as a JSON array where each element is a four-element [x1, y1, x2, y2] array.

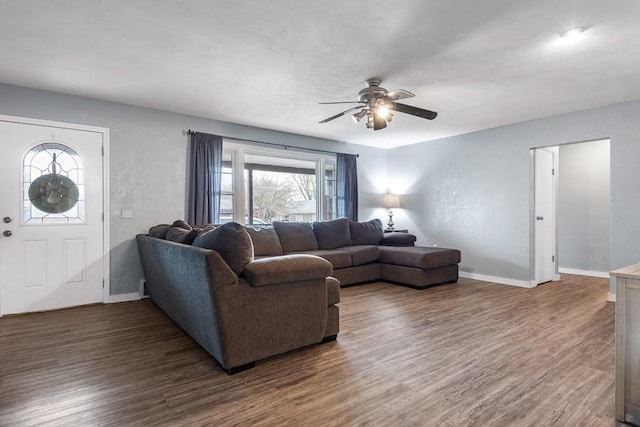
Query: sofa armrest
[[241, 254, 333, 287], [136, 234, 238, 366]]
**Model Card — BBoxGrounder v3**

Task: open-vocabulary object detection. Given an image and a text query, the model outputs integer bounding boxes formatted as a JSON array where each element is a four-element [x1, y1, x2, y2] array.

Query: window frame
[[223, 140, 336, 224]]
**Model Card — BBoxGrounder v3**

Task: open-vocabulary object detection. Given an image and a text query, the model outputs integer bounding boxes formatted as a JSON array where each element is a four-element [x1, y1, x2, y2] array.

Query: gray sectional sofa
[[136, 218, 460, 374], [256, 218, 461, 289], [137, 221, 340, 374]]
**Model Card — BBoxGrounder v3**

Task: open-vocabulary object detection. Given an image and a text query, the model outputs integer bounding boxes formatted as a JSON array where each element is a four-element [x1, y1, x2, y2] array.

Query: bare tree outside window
[[252, 172, 294, 222], [291, 174, 315, 201], [236, 151, 335, 225], [252, 171, 317, 222]]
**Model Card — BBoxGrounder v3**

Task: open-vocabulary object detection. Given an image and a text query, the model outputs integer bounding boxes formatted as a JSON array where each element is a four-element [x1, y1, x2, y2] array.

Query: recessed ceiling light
[[560, 27, 584, 39]]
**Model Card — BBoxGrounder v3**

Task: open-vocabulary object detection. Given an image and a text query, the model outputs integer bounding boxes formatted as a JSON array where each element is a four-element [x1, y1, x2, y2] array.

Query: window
[[224, 142, 336, 225], [220, 151, 234, 222], [23, 143, 85, 224], [324, 162, 337, 220]]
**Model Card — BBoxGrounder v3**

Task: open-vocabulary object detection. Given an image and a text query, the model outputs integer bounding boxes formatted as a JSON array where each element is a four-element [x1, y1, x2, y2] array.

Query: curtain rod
[[185, 129, 359, 158]]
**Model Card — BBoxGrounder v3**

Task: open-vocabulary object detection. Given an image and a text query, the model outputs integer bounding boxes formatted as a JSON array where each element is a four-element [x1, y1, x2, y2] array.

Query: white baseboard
[[109, 292, 141, 303], [608, 292, 616, 302], [459, 272, 536, 288], [558, 268, 609, 279]]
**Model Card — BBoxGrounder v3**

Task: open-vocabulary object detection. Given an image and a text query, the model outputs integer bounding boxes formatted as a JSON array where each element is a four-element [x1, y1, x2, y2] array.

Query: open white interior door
[[534, 148, 557, 285]]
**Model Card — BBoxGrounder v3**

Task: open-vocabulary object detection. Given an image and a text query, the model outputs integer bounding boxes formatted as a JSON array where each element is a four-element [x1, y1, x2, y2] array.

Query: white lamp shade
[[382, 193, 400, 209]]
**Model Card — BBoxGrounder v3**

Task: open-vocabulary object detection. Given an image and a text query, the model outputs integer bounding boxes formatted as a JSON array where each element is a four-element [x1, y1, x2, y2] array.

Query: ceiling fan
[[319, 78, 437, 131]]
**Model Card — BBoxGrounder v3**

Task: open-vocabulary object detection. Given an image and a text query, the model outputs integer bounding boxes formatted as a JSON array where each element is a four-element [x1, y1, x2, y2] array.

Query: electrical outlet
[[433, 243, 438, 248]]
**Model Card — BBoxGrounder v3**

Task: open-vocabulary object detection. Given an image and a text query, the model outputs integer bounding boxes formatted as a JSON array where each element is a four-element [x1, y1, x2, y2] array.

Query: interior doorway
[[533, 147, 558, 285], [531, 139, 611, 286]]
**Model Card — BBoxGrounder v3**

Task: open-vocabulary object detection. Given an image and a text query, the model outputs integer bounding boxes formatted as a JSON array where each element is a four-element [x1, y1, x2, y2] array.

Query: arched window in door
[[23, 142, 85, 224]]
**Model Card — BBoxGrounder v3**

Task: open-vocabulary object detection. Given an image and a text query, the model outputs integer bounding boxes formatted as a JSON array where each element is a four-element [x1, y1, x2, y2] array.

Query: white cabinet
[[612, 263, 640, 425]]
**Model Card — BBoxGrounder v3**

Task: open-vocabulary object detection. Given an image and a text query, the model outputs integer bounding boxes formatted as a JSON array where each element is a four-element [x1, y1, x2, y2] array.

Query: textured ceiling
[[1, 1, 640, 148]]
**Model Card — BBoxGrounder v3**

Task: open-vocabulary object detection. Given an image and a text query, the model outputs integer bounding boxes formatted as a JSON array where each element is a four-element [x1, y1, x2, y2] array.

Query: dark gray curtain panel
[[187, 132, 222, 226], [336, 153, 358, 221]]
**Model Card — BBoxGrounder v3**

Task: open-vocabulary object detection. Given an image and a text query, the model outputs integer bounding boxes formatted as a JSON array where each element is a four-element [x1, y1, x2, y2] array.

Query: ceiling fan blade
[[389, 102, 438, 120], [385, 89, 415, 101], [319, 106, 365, 123], [319, 101, 363, 105]]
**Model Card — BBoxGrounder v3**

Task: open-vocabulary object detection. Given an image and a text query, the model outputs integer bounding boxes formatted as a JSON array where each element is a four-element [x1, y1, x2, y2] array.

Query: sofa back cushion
[[312, 218, 351, 249], [349, 218, 384, 245], [273, 221, 319, 253], [192, 222, 254, 274], [245, 226, 283, 256]]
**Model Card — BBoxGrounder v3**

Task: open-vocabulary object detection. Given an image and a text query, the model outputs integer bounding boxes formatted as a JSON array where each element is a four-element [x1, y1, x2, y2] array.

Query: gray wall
[[0, 83, 386, 295], [389, 100, 640, 294], [558, 140, 610, 273], [3, 82, 637, 296]]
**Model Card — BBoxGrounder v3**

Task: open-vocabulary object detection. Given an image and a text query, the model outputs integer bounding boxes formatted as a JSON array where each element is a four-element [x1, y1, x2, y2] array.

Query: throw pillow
[[272, 221, 319, 253], [171, 219, 192, 230], [148, 224, 171, 239], [245, 226, 284, 256], [165, 227, 202, 244], [349, 218, 384, 245], [312, 218, 351, 249], [166, 227, 189, 243], [381, 232, 417, 246], [192, 222, 255, 274]]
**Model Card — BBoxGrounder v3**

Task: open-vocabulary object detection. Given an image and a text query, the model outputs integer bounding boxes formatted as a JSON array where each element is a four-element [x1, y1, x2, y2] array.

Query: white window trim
[[223, 140, 336, 223]]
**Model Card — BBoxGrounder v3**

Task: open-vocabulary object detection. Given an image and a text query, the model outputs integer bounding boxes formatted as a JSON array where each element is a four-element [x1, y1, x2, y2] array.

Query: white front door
[[0, 117, 106, 315], [534, 148, 556, 285]]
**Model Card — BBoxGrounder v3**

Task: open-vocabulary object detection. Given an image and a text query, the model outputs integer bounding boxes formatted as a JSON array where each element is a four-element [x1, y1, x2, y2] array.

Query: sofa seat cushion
[[296, 250, 352, 269], [273, 221, 319, 253], [338, 245, 380, 266], [326, 276, 341, 305], [241, 254, 333, 287], [379, 246, 461, 269]]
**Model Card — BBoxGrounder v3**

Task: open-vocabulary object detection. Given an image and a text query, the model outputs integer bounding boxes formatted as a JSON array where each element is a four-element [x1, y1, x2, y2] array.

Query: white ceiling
[[2, 1, 640, 149]]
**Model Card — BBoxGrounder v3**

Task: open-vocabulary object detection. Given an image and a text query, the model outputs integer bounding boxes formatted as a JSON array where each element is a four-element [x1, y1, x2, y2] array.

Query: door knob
[[536, 216, 544, 221], [2, 217, 11, 223], [2, 230, 12, 237]]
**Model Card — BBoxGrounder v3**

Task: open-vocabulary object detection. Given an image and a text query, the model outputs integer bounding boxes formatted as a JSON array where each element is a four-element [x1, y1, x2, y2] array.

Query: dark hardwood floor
[[0, 275, 614, 426]]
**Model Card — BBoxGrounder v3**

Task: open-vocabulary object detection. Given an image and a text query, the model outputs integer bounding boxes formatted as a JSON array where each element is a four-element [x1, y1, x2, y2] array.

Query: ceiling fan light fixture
[[318, 78, 437, 130], [375, 104, 394, 123], [373, 114, 387, 131], [352, 109, 368, 123], [365, 111, 374, 128], [375, 105, 390, 118]]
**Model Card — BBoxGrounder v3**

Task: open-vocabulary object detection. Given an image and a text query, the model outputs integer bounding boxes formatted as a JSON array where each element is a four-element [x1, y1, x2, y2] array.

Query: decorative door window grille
[[23, 143, 86, 224]]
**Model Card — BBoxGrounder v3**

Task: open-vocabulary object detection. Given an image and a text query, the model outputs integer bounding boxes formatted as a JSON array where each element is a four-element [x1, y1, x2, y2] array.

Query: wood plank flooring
[[0, 275, 614, 426]]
